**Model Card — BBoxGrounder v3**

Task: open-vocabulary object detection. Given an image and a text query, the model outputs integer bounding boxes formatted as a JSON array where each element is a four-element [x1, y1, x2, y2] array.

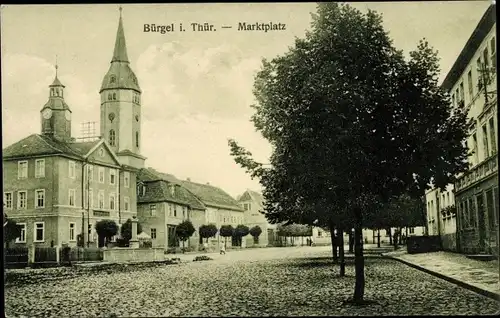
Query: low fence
[[407, 235, 442, 254], [4, 247, 29, 269], [4, 247, 103, 268]]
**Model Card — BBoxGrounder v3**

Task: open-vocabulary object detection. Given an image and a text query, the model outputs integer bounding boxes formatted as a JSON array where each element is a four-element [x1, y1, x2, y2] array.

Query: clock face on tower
[[65, 110, 71, 121], [42, 108, 52, 119]]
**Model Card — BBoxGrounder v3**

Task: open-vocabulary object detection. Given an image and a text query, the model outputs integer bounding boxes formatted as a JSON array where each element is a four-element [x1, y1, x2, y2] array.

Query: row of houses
[[425, 4, 498, 257], [2, 9, 279, 251]]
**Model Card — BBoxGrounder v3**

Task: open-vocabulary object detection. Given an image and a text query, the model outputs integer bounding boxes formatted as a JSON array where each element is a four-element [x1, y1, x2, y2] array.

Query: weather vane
[[55, 54, 58, 76]]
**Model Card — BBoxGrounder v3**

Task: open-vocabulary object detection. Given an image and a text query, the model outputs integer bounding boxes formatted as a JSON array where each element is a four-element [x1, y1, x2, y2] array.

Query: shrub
[[175, 220, 196, 251], [250, 225, 263, 244], [199, 224, 218, 243], [95, 219, 119, 247]]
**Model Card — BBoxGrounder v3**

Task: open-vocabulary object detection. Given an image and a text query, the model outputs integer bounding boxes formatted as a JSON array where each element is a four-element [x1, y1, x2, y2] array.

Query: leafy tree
[[228, 3, 469, 304], [120, 218, 143, 245], [95, 219, 119, 247], [219, 225, 234, 245], [199, 224, 218, 243], [233, 224, 250, 246], [4, 216, 22, 248], [249, 225, 263, 244], [176, 220, 196, 252]]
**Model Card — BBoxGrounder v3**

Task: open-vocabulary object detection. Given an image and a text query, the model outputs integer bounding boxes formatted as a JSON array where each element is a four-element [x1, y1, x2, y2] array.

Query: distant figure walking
[[220, 242, 226, 255], [310, 237, 315, 246]]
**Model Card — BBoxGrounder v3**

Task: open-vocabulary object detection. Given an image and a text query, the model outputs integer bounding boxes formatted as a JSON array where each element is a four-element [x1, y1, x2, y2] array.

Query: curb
[[383, 255, 500, 302]]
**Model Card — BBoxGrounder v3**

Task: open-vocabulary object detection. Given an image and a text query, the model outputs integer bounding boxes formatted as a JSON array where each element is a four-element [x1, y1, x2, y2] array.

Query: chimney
[[187, 177, 191, 181]]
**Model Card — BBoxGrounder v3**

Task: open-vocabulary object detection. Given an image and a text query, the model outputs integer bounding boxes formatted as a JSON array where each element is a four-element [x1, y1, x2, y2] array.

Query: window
[[150, 204, 156, 217], [494, 188, 499, 226], [447, 192, 450, 206], [18, 161, 28, 179], [182, 206, 186, 219], [151, 228, 157, 239], [108, 93, 112, 101], [69, 223, 76, 241], [69, 189, 76, 207], [109, 193, 116, 210], [124, 172, 130, 188], [486, 189, 495, 229], [110, 169, 116, 185], [489, 118, 496, 154], [109, 129, 116, 146], [87, 165, 94, 182], [472, 133, 478, 164], [68, 161, 76, 179], [88, 188, 94, 208], [136, 131, 139, 148], [477, 57, 483, 90], [467, 70, 473, 98], [98, 191, 105, 209], [18, 191, 27, 209], [4, 192, 13, 209], [110, 75, 116, 83], [483, 47, 489, 67], [468, 197, 475, 228], [34, 222, 45, 242], [482, 125, 489, 159], [99, 167, 105, 183], [35, 159, 45, 178], [99, 148, 105, 157], [16, 223, 26, 243], [113, 92, 117, 100], [35, 189, 45, 208], [459, 81, 464, 102], [173, 206, 177, 217], [124, 196, 130, 211], [451, 93, 456, 107], [491, 37, 496, 68]]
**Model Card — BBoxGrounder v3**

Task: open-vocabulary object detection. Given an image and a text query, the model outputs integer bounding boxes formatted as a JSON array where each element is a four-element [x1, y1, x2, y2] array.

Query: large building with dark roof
[[424, 4, 498, 256], [3, 8, 245, 251]]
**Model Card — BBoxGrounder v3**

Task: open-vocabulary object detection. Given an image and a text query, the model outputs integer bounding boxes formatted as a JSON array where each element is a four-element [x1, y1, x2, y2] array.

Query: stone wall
[[102, 247, 165, 263]]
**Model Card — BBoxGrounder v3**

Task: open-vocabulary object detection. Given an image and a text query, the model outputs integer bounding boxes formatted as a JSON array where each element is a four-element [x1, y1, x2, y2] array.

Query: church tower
[[41, 62, 72, 142], [100, 7, 145, 168]]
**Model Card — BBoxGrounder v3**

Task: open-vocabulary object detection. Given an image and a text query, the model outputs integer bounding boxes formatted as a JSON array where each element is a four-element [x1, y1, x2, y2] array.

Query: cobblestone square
[[5, 246, 499, 317]]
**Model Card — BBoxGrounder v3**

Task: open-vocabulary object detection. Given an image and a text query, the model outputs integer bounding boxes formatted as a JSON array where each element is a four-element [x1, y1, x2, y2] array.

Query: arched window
[[136, 131, 139, 148], [109, 129, 116, 146], [110, 75, 116, 84], [112, 93, 117, 100], [108, 93, 112, 101]]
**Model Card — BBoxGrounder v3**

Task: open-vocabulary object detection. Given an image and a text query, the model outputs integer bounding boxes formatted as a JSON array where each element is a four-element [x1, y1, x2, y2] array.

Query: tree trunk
[[353, 209, 365, 303], [388, 228, 392, 245], [182, 240, 185, 253], [405, 227, 408, 237], [372, 230, 375, 244], [339, 227, 345, 277], [377, 229, 381, 248], [329, 222, 338, 263]]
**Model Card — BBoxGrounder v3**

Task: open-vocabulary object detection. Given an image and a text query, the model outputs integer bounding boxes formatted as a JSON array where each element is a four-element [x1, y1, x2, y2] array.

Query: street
[[5, 246, 499, 317]]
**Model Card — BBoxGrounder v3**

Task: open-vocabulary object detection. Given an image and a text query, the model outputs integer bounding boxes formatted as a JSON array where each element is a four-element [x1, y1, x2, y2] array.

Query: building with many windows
[[439, 4, 498, 256], [2, 9, 143, 248]]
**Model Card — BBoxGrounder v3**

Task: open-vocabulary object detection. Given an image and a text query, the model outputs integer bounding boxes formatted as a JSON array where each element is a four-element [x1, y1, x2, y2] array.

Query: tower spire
[[55, 55, 58, 77], [112, 6, 129, 63]]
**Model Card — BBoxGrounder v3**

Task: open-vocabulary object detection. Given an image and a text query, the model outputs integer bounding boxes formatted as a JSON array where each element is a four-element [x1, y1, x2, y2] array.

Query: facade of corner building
[[425, 184, 457, 251], [136, 168, 245, 251], [2, 10, 144, 248], [425, 4, 498, 256], [237, 190, 277, 247]]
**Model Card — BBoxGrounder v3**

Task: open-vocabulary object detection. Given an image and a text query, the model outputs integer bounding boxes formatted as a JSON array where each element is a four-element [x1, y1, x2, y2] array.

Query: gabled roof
[[138, 180, 206, 210], [179, 180, 244, 211], [441, 4, 496, 91], [2, 134, 92, 160], [239, 189, 264, 208], [140, 167, 242, 211], [2, 134, 121, 167]]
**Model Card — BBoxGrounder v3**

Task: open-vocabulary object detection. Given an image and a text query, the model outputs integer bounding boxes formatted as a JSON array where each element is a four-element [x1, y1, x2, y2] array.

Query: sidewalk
[[383, 248, 500, 301]]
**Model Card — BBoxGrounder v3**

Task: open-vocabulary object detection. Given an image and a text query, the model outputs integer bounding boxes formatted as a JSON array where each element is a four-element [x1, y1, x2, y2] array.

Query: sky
[[0, 2, 492, 198]]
